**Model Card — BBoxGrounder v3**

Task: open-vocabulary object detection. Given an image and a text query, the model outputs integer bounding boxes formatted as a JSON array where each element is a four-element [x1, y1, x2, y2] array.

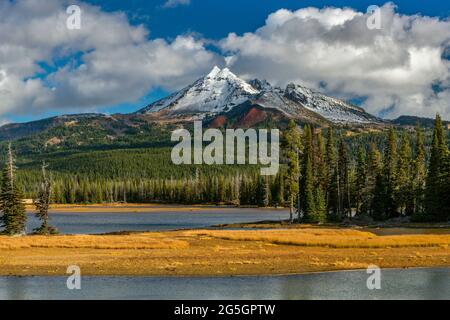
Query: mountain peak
[[207, 66, 237, 80], [137, 67, 381, 125], [217, 67, 233, 78], [138, 66, 259, 116], [207, 66, 221, 78]]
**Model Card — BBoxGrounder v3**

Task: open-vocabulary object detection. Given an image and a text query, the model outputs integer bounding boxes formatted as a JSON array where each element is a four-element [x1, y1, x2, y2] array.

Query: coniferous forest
[[283, 115, 449, 223], [1, 114, 449, 225]]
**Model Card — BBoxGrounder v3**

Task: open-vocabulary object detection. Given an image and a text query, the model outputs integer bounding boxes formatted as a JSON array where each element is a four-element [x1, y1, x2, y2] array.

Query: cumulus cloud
[[0, 0, 220, 118], [1, 1, 450, 121], [220, 3, 450, 119], [162, 0, 191, 9]]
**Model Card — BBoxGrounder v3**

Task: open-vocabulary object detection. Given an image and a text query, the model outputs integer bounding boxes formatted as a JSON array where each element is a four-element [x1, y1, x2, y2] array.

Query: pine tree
[[300, 125, 314, 220], [441, 151, 450, 221], [367, 143, 382, 218], [303, 153, 316, 221], [315, 131, 327, 192], [325, 128, 339, 218], [283, 120, 301, 222], [0, 143, 26, 235], [33, 162, 58, 235], [338, 140, 351, 219], [425, 114, 449, 221], [263, 177, 270, 207], [273, 170, 285, 207], [355, 147, 367, 215], [257, 176, 270, 207], [383, 129, 399, 219], [312, 188, 327, 223], [397, 133, 414, 216], [412, 124, 426, 218], [310, 130, 328, 223], [233, 174, 241, 206]]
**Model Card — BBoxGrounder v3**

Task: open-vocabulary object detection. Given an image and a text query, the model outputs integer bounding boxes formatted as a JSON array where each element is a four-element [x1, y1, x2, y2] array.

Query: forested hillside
[[0, 112, 448, 222]]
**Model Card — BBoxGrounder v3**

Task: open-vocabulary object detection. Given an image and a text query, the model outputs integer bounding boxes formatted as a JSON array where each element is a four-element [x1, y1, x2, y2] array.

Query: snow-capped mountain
[[137, 66, 381, 125], [283, 84, 379, 124], [138, 66, 258, 116]]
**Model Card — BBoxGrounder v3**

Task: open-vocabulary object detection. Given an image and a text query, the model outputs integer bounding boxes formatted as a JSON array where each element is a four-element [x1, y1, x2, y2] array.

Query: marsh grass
[[0, 227, 448, 276], [188, 229, 450, 249], [0, 233, 189, 250]]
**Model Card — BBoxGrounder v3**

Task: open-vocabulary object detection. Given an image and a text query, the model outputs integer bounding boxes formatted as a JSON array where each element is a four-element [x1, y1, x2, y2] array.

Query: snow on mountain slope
[[138, 66, 259, 116], [249, 88, 329, 125], [137, 66, 381, 124], [283, 84, 379, 124]]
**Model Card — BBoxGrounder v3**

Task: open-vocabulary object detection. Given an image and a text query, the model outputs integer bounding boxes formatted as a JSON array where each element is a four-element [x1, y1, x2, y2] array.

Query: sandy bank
[[24, 203, 263, 213]]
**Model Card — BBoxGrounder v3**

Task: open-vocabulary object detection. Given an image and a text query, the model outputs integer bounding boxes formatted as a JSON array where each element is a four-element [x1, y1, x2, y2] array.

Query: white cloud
[[220, 3, 450, 119], [162, 0, 191, 9], [1, 1, 450, 121], [0, 0, 220, 118]]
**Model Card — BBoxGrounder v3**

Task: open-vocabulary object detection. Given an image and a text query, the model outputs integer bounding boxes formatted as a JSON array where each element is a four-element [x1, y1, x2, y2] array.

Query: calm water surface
[[25, 207, 289, 234], [15, 209, 450, 300], [0, 268, 448, 300]]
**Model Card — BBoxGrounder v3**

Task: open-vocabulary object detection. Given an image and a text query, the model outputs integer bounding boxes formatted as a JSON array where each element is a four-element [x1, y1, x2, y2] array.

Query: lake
[[0, 268, 448, 300], [25, 207, 289, 234]]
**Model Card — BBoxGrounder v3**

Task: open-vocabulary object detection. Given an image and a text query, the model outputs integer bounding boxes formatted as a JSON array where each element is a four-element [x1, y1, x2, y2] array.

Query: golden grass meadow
[[0, 223, 449, 276]]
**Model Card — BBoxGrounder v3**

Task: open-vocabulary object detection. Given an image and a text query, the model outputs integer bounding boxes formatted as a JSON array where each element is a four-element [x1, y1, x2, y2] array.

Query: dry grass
[[189, 229, 450, 249], [0, 233, 188, 250], [0, 227, 448, 276]]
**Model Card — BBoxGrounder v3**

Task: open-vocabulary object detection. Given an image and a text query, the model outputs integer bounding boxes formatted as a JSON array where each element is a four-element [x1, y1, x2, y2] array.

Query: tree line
[[1, 114, 449, 235], [0, 143, 55, 235], [283, 114, 449, 223]]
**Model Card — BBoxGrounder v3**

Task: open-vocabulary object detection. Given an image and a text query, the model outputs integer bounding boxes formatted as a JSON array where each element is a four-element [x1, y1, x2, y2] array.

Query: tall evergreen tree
[[425, 114, 449, 221], [257, 176, 270, 207], [412, 124, 426, 217], [0, 143, 26, 235], [315, 131, 327, 192], [272, 170, 285, 207], [311, 130, 327, 223], [367, 143, 383, 218], [441, 151, 450, 221], [303, 153, 316, 221], [337, 140, 351, 219], [383, 129, 399, 219], [312, 188, 327, 223], [233, 174, 241, 206], [397, 133, 414, 216], [325, 128, 338, 217], [355, 147, 367, 215], [283, 120, 301, 221], [300, 125, 314, 219]]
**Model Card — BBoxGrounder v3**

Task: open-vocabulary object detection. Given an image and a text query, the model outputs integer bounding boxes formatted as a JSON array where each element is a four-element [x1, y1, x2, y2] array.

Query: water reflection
[[0, 268, 448, 300], [26, 208, 289, 234], [3, 277, 28, 300]]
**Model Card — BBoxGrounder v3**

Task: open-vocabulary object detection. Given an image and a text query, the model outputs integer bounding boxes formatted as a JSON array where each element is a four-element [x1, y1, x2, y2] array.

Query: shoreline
[[24, 204, 449, 229], [25, 203, 288, 213], [1, 266, 448, 279]]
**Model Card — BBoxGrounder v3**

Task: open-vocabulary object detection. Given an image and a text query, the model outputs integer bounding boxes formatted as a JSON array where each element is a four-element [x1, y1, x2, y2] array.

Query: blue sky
[[2, 0, 450, 123], [85, 0, 450, 39], [85, 0, 450, 117]]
